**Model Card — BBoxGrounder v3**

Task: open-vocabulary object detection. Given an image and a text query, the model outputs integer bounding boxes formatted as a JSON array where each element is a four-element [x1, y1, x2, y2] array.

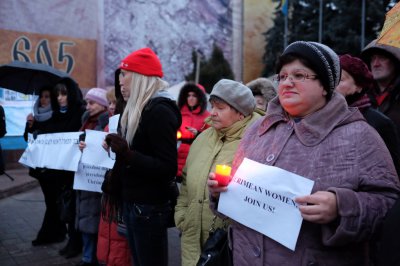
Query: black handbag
[[197, 216, 232, 266]]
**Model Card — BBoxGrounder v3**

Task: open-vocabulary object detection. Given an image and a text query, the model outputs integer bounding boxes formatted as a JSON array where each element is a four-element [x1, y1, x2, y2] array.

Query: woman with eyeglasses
[[208, 41, 400, 265]]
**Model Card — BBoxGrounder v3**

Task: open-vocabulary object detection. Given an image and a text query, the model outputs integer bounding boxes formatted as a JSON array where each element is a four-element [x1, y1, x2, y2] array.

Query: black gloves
[[105, 133, 130, 157]]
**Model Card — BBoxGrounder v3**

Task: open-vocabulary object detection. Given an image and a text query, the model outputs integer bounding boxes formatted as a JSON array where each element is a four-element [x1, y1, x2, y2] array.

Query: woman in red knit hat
[[103, 47, 181, 266], [176, 82, 210, 182]]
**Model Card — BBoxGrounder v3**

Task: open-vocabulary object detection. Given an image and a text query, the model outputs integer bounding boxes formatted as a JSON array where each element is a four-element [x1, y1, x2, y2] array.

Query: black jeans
[[37, 178, 67, 239], [123, 201, 170, 266]]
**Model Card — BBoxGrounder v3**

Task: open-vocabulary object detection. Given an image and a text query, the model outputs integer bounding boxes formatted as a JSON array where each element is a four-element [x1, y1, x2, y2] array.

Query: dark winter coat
[[118, 92, 182, 204], [212, 93, 400, 266], [23, 100, 54, 180], [376, 197, 400, 266], [32, 77, 85, 185], [362, 107, 400, 176]]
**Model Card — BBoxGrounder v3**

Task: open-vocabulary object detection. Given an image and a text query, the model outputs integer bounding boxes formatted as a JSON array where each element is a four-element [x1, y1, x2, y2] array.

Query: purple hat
[[85, 88, 108, 107]]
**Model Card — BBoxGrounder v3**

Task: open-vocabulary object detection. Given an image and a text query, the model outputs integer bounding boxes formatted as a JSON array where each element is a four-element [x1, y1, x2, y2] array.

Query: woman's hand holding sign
[[295, 191, 338, 224], [104, 133, 134, 163], [105, 133, 129, 155]]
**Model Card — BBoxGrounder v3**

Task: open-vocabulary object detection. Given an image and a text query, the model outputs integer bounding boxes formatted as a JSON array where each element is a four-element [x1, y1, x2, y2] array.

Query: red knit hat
[[340, 54, 374, 91], [119, 47, 163, 78]]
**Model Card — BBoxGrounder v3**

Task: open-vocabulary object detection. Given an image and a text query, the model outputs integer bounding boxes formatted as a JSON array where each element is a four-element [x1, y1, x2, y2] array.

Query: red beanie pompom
[[120, 47, 163, 78]]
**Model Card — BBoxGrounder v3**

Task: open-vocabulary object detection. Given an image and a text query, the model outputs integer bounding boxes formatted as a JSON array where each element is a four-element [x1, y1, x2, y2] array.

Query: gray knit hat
[[210, 79, 255, 116], [277, 41, 341, 99]]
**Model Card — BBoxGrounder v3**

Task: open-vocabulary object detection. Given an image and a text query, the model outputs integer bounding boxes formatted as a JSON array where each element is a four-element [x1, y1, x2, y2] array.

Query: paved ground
[[0, 168, 181, 266]]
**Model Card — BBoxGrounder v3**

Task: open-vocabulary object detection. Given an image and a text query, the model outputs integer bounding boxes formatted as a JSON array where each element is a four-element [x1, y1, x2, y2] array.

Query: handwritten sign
[[18, 132, 81, 171], [218, 158, 314, 250], [73, 162, 107, 192]]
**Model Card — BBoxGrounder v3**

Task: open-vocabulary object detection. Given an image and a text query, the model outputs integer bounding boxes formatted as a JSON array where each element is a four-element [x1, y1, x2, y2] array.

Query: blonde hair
[[121, 72, 169, 143], [106, 87, 116, 103]]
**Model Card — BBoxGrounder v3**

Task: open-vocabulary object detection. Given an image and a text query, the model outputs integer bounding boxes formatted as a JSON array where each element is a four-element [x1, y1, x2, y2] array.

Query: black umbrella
[[0, 61, 74, 95]]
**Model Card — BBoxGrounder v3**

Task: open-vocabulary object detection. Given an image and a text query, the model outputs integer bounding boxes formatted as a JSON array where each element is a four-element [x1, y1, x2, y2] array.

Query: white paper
[[18, 133, 36, 168], [18, 132, 81, 171], [108, 114, 120, 134], [218, 158, 314, 251], [81, 129, 115, 169], [73, 162, 107, 192]]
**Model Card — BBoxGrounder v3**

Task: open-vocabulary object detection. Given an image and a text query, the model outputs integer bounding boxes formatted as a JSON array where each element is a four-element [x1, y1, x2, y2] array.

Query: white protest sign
[[73, 162, 107, 192], [108, 114, 120, 134], [81, 130, 115, 169], [18, 133, 36, 168], [18, 132, 81, 171], [218, 158, 314, 251]]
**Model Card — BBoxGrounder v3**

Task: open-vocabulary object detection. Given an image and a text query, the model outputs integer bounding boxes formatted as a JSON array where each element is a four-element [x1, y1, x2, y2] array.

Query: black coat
[[376, 198, 400, 266], [369, 77, 400, 135], [362, 107, 400, 176], [119, 96, 182, 204], [38, 77, 85, 185]]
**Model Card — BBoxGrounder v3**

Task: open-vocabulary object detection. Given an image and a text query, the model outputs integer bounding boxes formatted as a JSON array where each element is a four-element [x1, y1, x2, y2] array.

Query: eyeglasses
[[273, 72, 318, 83]]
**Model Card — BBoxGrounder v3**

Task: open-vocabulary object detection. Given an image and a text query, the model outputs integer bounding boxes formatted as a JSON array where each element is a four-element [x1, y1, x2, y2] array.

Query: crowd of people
[[15, 38, 400, 266]]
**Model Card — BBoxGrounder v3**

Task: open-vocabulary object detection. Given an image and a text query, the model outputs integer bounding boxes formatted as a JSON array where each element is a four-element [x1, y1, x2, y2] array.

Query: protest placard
[[73, 162, 107, 192], [18, 132, 81, 171], [218, 158, 314, 250], [80, 129, 115, 169]]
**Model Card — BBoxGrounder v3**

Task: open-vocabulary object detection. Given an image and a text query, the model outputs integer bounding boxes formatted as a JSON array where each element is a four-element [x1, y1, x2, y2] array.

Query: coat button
[[266, 154, 275, 162], [198, 199, 203, 203], [252, 246, 261, 257], [308, 262, 318, 266]]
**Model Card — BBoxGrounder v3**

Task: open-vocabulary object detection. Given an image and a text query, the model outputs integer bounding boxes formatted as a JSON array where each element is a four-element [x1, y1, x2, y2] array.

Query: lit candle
[[215, 164, 232, 186]]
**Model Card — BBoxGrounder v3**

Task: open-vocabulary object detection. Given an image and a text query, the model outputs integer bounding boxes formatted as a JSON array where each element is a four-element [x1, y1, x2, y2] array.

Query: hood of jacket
[[361, 39, 400, 67], [146, 90, 182, 127], [177, 82, 208, 114], [258, 92, 365, 146], [51, 77, 84, 111]]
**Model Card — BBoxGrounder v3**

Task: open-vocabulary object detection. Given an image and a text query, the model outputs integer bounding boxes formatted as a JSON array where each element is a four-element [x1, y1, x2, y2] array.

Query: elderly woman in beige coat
[[174, 79, 261, 266]]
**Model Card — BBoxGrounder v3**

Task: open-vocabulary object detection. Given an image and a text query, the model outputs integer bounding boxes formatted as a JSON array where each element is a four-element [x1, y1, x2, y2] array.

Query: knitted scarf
[[33, 100, 52, 122]]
